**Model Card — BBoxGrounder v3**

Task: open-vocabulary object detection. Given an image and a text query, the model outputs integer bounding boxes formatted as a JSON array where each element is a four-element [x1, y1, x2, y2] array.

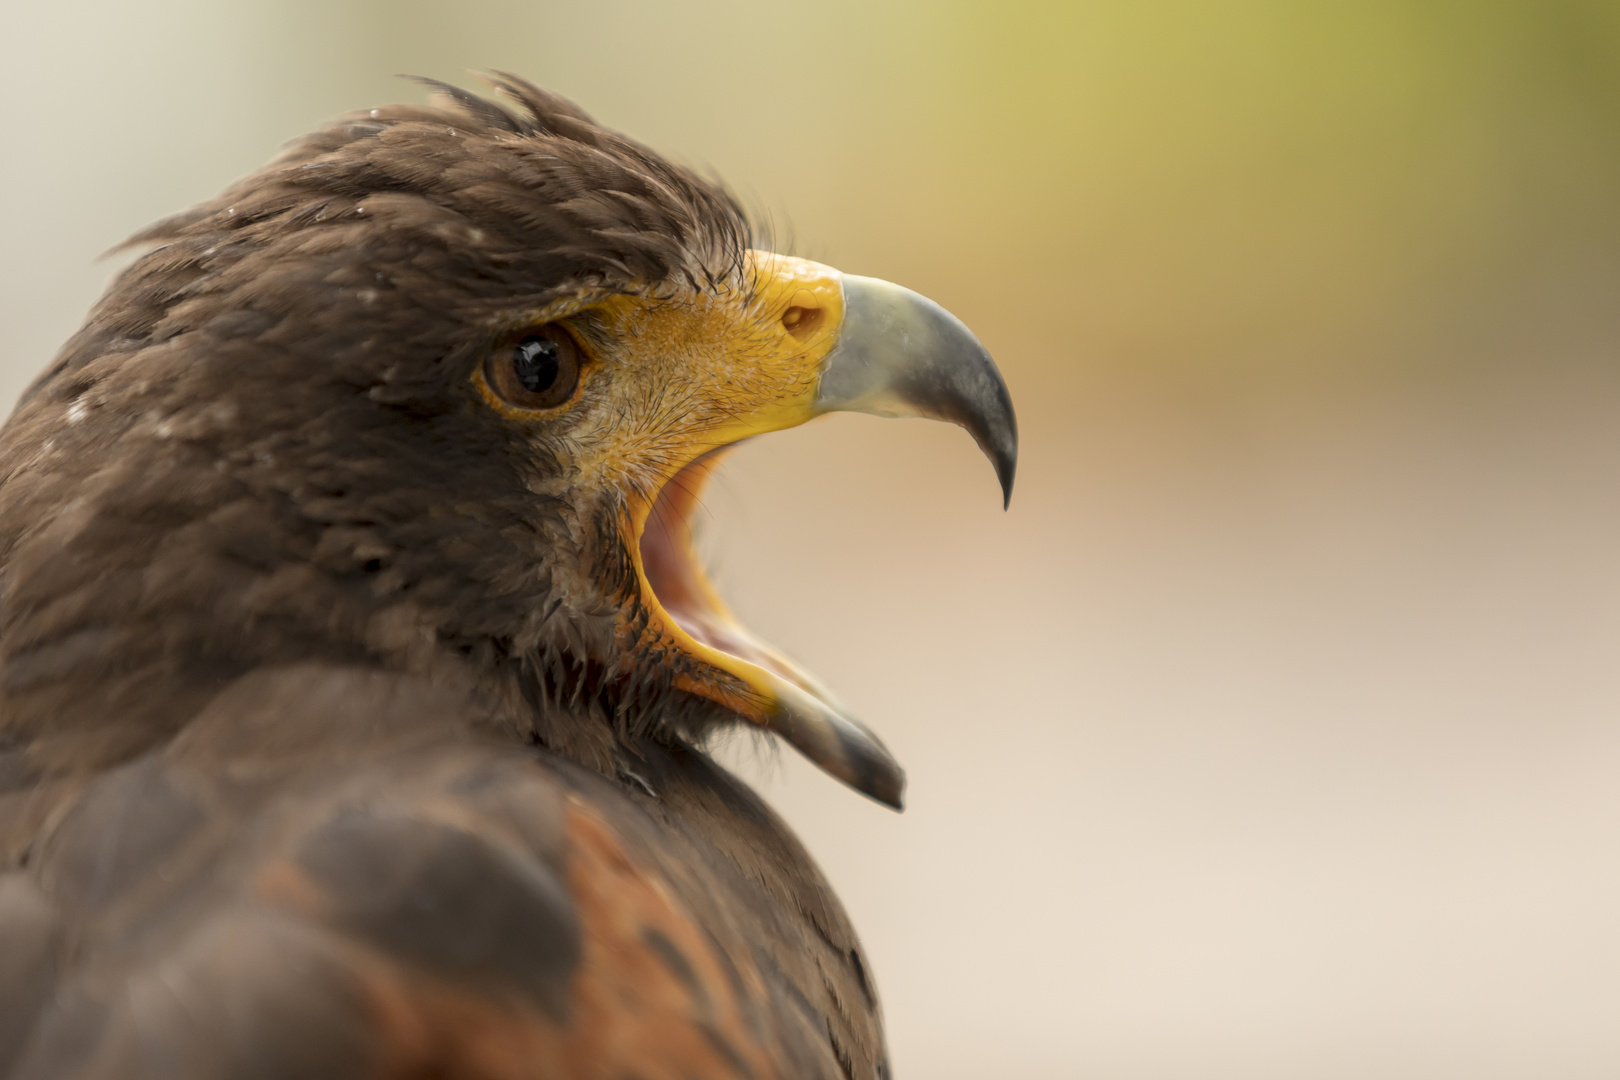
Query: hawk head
[[0, 75, 1015, 809]]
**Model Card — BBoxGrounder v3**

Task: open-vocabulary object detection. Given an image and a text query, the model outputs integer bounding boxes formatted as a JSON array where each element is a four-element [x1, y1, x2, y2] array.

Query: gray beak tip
[[763, 682, 908, 810], [819, 275, 1021, 513], [989, 411, 1018, 510]]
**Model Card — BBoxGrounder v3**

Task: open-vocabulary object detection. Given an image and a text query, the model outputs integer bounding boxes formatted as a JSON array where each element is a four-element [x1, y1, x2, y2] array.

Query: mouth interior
[[638, 450, 809, 693]]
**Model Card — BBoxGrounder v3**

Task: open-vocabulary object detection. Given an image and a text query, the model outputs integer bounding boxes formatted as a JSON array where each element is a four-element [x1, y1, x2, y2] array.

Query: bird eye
[[485, 324, 582, 410]]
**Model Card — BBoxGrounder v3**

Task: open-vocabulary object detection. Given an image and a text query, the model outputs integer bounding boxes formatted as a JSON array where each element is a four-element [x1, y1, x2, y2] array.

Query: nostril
[[781, 305, 824, 340]]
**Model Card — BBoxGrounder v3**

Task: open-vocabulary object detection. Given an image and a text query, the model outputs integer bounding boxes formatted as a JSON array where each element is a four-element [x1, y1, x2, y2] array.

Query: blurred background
[[5, 2, 1620, 1076]]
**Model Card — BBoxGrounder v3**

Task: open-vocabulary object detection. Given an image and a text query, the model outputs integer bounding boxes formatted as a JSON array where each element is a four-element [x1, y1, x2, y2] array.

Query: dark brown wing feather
[[0, 77, 886, 1080], [0, 666, 882, 1079]]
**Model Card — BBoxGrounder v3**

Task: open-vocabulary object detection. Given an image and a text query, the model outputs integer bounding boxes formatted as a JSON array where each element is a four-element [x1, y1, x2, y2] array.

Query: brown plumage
[[0, 73, 1017, 1080]]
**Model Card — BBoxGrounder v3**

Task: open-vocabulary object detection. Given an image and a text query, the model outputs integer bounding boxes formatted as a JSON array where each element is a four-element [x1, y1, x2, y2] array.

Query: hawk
[[0, 75, 1016, 1080]]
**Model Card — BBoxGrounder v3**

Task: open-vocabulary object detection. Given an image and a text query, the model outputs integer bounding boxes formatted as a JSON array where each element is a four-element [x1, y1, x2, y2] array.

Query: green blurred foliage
[[854, 1, 1620, 374], [15, 0, 1620, 389]]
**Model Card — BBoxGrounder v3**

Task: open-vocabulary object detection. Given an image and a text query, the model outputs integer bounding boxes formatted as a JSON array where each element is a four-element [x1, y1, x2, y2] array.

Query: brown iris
[[485, 324, 583, 410]]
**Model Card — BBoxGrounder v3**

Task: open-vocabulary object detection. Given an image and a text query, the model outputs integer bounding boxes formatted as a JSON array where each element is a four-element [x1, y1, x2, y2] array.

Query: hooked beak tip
[[817, 274, 1019, 512]]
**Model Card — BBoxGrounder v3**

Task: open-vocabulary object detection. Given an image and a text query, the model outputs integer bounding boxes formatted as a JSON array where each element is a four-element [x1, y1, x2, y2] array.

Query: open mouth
[[611, 253, 1015, 810], [628, 444, 915, 807], [634, 447, 834, 714]]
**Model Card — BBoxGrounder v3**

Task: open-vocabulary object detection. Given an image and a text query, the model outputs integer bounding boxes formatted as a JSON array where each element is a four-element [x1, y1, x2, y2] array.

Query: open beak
[[630, 252, 1017, 809]]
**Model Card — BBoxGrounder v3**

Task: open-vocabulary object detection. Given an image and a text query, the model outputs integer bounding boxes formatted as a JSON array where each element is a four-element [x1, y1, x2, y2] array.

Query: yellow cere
[[573, 250, 843, 518]]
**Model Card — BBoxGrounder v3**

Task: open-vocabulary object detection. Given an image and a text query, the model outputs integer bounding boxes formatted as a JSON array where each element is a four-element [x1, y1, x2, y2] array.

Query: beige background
[[5, 2, 1620, 1077]]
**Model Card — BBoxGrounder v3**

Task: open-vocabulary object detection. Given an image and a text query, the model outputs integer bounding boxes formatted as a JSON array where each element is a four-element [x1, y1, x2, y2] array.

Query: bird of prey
[[0, 75, 1016, 1080]]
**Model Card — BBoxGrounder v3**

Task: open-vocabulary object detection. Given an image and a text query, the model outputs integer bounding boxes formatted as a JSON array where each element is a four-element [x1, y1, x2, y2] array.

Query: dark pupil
[[513, 336, 560, 393]]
